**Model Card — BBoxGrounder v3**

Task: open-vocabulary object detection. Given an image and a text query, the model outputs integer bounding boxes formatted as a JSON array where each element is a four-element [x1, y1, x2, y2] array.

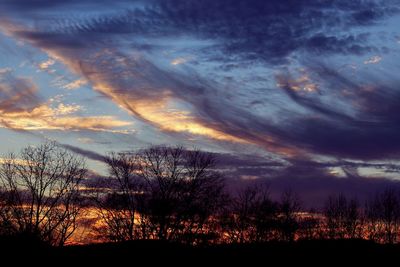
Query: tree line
[[0, 142, 400, 246]]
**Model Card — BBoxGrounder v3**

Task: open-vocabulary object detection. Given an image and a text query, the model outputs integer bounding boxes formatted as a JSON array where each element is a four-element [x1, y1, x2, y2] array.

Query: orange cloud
[[0, 21, 300, 156], [93, 83, 246, 143], [0, 103, 132, 133], [170, 56, 193, 66], [38, 58, 55, 70], [0, 20, 245, 143], [0, 68, 132, 133]]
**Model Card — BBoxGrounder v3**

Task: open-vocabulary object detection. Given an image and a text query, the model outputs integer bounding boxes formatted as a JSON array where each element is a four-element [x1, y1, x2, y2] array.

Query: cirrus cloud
[[0, 0, 400, 162], [0, 69, 133, 134]]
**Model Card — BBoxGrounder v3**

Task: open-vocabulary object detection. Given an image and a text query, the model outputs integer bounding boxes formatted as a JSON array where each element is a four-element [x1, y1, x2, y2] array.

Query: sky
[[1, 0, 400, 204]]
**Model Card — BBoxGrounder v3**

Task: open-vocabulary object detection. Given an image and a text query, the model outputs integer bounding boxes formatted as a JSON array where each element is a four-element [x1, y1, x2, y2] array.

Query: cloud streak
[[0, 0, 400, 165], [60, 143, 106, 162]]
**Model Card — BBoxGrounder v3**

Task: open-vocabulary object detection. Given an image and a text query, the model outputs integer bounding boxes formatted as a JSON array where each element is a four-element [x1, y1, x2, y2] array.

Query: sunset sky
[[1, 0, 400, 203]]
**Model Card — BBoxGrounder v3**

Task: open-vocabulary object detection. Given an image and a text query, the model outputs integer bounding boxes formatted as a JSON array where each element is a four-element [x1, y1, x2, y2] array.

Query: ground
[[1, 237, 399, 265]]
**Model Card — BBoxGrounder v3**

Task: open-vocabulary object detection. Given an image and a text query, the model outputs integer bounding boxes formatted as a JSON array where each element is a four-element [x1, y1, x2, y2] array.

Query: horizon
[[1, 0, 400, 204]]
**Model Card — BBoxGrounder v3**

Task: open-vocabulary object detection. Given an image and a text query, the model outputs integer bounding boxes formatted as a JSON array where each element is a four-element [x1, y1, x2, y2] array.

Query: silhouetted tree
[[95, 152, 141, 242], [253, 190, 280, 242], [278, 189, 301, 242], [323, 194, 362, 239], [136, 146, 226, 244], [365, 188, 400, 244], [221, 185, 262, 243], [365, 194, 384, 242], [97, 146, 226, 244], [380, 189, 400, 244], [221, 184, 279, 243], [297, 208, 323, 240], [0, 142, 86, 246], [345, 197, 363, 239]]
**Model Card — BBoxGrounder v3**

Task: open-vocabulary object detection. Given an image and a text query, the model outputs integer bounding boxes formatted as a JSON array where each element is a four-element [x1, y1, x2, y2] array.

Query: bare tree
[[95, 152, 141, 242], [297, 208, 323, 240], [365, 193, 385, 242], [324, 194, 345, 239], [345, 197, 362, 239], [222, 187, 300, 243], [253, 188, 279, 242], [324, 194, 362, 239], [221, 186, 263, 244], [136, 146, 226, 244], [365, 188, 400, 244], [0, 142, 86, 246], [97, 146, 226, 244], [380, 188, 400, 244], [220, 184, 279, 243], [278, 189, 301, 242]]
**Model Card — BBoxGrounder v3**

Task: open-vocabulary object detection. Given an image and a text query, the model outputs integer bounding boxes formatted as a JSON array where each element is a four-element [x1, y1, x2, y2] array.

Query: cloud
[[1, 0, 400, 161], [3, 0, 395, 61], [0, 67, 12, 74], [76, 149, 400, 207], [276, 70, 319, 93], [78, 137, 94, 144], [213, 152, 400, 207], [36, 48, 248, 143], [0, 68, 41, 113], [60, 143, 106, 162], [364, 55, 382, 64], [0, 157, 30, 166], [1, 106, 133, 133], [274, 63, 400, 159], [4, 0, 400, 206], [62, 78, 87, 90], [171, 56, 192, 66], [0, 69, 133, 133], [47, 116, 133, 133], [38, 58, 55, 70], [266, 172, 400, 208]]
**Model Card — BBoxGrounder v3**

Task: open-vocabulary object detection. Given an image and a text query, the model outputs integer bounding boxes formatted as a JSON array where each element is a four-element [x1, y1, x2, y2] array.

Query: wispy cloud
[[364, 55, 382, 64], [60, 143, 106, 162], [0, 69, 133, 133], [0, 0, 399, 162], [38, 58, 55, 70], [62, 78, 87, 90]]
